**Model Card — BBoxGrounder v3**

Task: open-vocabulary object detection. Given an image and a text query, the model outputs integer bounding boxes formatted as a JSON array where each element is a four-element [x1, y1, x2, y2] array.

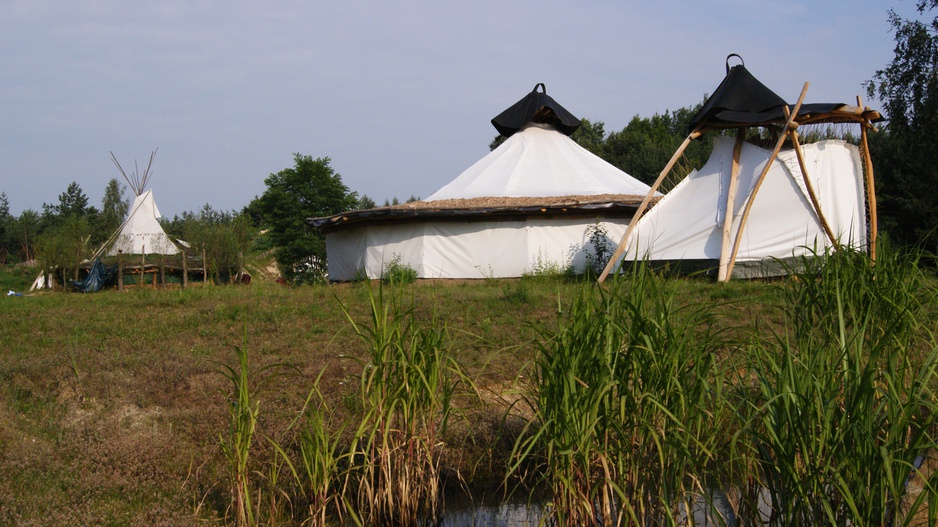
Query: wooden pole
[[788, 123, 840, 250], [141, 247, 146, 288], [724, 82, 809, 281], [159, 255, 165, 289], [858, 96, 879, 261], [598, 130, 702, 283], [182, 250, 188, 289], [117, 250, 123, 291], [202, 248, 207, 284], [718, 129, 747, 282]]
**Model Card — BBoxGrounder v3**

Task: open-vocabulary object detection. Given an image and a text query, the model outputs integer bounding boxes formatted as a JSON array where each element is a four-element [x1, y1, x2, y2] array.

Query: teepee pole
[[788, 121, 840, 250], [598, 130, 702, 283], [718, 129, 747, 282], [858, 96, 879, 261], [724, 82, 809, 281]]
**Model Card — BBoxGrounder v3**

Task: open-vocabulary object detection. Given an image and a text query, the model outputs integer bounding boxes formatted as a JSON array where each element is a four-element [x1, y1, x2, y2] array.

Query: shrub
[[382, 254, 417, 285]]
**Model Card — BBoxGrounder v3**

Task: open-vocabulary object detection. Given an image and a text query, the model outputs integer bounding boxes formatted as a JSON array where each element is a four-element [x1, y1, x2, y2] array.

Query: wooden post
[[598, 130, 702, 283], [182, 250, 188, 289], [788, 126, 839, 250], [159, 255, 165, 289], [724, 82, 809, 281], [141, 247, 146, 287], [117, 250, 123, 291], [202, 248, 208, 284], [858, 96, 879, 261], [718, 129, 747, 282]]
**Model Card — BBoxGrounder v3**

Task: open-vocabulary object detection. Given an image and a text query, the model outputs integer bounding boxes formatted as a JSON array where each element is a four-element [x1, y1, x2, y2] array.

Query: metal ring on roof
[[726, 53, 744, 74]]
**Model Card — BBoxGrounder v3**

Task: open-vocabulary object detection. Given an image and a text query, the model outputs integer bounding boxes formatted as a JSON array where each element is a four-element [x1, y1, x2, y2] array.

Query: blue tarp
[[72, 259, 117, 293]]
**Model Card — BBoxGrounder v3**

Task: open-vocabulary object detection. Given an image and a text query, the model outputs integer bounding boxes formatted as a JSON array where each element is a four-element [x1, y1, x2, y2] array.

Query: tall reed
[[511, 264, 731, 526], [339, 284, 466, 526], [218, 345, 260, 527], [271, 370, 347, 527], [738, 246, 938, 526]]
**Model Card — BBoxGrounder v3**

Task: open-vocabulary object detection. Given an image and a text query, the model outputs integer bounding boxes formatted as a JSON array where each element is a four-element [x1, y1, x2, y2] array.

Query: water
[[441, 488, 743, 527], [444, 500, 547, 527]]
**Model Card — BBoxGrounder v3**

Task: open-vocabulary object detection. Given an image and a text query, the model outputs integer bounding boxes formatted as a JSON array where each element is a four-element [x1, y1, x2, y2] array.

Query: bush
[[382, 255, 417, 285]]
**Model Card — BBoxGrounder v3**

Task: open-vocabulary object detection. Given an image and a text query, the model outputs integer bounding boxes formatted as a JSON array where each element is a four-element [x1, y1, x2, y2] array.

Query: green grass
[[0, 259, 936, 525]]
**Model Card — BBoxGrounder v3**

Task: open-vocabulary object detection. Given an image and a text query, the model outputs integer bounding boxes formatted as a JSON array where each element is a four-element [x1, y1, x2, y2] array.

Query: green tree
[[357, 194, 377, 210], [867, 1, 938, 251], [248, 155, 358, 282], [43, 181, 94, 222], [35, 214, 93, 285], [603, 103, 711, 186], [98, 178, 128, 243], [13, 209, 41, 262], [570, 118, 607, 156], [163, 205, 254, 284], [0, 192, 11, 263]]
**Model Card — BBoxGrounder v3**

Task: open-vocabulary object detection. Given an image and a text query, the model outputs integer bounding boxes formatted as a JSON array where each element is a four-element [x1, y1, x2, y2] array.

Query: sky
[[0, 1, 926, 218]]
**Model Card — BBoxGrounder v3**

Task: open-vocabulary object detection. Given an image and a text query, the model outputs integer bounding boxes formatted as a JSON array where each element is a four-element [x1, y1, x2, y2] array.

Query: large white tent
[[620, 136, 866, 277], [428, 123, 653, 200], [599, 55, 882, 282], [315, 85, 653, 280]]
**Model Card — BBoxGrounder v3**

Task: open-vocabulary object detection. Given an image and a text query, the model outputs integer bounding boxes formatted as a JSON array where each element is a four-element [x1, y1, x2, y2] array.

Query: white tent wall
[[325, 217, 629, 280], [622, 137, 866, 276]]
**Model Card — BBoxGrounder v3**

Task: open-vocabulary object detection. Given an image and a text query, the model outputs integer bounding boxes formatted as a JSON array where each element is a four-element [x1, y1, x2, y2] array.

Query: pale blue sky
[[0, 1, 924, 217]]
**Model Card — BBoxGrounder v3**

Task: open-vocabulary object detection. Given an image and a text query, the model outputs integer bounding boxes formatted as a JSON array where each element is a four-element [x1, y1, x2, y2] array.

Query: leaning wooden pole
[[788, 124, 840, 250], [858, 96, 879, 261], [724, 82, 809, 281], [718, 129, 747, 282], [598, 130, 702, 283]]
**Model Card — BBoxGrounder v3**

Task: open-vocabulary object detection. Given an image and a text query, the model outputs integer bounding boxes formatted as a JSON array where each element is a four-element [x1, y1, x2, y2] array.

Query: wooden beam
[[858, 95, 879, 261], [724, 82, 809, 281], [597, 130, 702, 283], [788, 114, 840, 250], [718, 129, 746, 282]]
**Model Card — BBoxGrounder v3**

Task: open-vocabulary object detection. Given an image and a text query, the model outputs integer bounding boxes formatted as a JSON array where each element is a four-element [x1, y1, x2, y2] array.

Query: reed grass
[[339, 283, 469, 526], [511, 264, 732, 526], [737, 246, 938, 526], [218, 344, 259, 527], [271, 369, 347, 527]]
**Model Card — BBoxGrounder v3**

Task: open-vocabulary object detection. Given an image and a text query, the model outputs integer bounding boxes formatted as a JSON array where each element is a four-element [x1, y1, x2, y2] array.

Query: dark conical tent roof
[[491, 83, 582, 137], [687, 54, 868, 133], [687, 55, 788, 133]]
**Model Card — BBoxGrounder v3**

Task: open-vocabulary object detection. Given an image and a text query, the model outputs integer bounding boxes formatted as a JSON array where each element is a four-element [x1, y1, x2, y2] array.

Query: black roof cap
[[688, 54, 789, 133], [491, 83, 581, 137]]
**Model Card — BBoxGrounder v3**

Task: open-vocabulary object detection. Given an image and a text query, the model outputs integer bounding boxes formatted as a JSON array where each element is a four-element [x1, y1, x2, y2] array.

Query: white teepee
[[106, 189, 179, 256], [99, 149, 179, 256]]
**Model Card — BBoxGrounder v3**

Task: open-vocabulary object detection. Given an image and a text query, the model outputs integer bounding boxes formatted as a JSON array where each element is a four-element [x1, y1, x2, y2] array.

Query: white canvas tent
[[619, 137, 866, 278], [599, 55, 882, 282], [428, 123, 653, 200], [314, 85, 654, 280]]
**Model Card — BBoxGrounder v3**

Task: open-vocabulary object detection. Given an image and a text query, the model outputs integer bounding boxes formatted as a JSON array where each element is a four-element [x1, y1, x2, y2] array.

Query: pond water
[[444, 500, 546, 527], [440, 488, 742, 527]]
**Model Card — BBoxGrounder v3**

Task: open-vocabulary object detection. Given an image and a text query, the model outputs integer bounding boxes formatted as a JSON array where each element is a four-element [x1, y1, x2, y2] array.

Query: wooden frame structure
[[598, 57, 882, 283]]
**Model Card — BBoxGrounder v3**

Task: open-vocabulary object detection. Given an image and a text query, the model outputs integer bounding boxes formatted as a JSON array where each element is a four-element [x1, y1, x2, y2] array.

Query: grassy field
[[0, 256, 935, 525]]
